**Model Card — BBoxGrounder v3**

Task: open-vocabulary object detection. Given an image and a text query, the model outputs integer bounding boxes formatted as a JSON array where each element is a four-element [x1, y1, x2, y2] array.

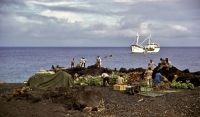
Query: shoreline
[[0, 65, 200, 117], [1, 65, 200, 84]]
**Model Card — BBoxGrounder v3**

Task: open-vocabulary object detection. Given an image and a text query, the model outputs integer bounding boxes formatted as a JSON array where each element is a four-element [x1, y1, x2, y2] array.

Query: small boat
[[130, 33, 160, 53]]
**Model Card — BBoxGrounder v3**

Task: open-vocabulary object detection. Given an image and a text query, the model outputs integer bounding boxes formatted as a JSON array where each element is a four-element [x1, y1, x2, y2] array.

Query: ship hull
[[131, 45, 145, 53], [131, 45, 160, 53]]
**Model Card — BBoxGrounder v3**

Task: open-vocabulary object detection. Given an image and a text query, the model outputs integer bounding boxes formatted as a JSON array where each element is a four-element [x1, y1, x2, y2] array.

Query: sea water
[[0, 47, 199, 83]]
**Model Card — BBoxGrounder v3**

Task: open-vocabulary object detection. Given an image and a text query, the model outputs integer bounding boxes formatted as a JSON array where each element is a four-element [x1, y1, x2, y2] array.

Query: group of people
[[71, 56, 102, 68], [71, 57, 87, 68], [72, 57, 173, 88], [144, 58, 173, 88]]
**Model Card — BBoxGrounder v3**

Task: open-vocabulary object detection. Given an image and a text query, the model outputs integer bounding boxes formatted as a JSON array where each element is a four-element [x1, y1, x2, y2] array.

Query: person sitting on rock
[[165, 58, 172, 68], [116, 75, 125, 85], [101, 73, 110, 86], [158, 58, 166, 69]]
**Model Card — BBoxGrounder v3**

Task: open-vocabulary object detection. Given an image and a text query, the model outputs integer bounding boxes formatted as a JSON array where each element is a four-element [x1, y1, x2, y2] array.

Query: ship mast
[[136, 32, 139, 45], [148, 34, 151, 45]]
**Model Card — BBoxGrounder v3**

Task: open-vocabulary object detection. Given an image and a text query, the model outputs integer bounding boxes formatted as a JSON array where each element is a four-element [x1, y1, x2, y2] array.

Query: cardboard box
[[113, 84, 127, 91]]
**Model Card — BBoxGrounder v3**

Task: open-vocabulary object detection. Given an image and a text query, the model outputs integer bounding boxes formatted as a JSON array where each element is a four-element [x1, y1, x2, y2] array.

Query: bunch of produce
[[74, 72, 129, 86], [74, 75, 102, 86], [170, 80, 194, 89], [84, 75, 102, 86]]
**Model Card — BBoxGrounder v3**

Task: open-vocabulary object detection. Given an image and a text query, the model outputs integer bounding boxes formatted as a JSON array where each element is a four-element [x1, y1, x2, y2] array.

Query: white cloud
[[39, 9, 120, 27], [27, 1, 91, 8], [0, 0, 199, 47], [82, 14, 121, 27], [14, 16, 43, 24], [171, 25, 188, 32], [39, 10, 83, 23]]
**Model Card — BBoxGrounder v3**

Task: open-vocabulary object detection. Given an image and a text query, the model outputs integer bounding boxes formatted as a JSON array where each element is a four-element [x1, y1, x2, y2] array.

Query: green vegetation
[[74, 75, 102, 86], [73, 72, 195, 90], [74, 72, 129, 86], [170, 81, 194, 89]]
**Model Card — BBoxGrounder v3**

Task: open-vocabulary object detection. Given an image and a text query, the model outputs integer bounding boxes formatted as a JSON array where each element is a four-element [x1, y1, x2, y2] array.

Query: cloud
[[27, 1, 92, 8], [39, 10, 83, 23], [14, 15, 43, 24], [171, 25, 188, 32], [0, 0, 200, 47]]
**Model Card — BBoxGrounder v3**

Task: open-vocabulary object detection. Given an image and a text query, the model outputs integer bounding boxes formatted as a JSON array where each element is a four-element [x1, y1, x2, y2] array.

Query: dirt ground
[[0, 83, 200, 117]]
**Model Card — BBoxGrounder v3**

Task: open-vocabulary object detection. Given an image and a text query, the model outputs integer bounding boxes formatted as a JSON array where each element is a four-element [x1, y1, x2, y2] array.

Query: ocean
[[0, 47, 200, 83]]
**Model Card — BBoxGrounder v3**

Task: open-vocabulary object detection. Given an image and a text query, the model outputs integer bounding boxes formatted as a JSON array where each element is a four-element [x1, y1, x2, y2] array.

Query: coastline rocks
[[66, 65, 146, 77], [65, 65, 199, 86], [66, 65, 112, 76]]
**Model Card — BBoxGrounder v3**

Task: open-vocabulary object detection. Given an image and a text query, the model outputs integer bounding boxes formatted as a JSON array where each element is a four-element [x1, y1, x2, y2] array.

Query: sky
[[0, 0, 200, 47]]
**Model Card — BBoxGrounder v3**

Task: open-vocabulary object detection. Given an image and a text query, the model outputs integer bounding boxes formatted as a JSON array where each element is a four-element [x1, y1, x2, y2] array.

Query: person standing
[[144, 67, 153, 87], [82, 57, 86, 68], [71, 58, 75, 68], [80, 57, 84, 67], [148, 59, 157, 70], [96, 56, 102, 68], [101, 73, 110, 86]]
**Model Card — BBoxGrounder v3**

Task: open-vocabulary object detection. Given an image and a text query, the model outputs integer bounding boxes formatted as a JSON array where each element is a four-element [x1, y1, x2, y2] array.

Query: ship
[[131, 33, 160, 53]]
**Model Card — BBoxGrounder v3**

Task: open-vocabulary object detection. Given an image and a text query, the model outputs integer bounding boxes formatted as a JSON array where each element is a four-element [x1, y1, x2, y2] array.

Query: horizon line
[[0, 46, 200, 48]]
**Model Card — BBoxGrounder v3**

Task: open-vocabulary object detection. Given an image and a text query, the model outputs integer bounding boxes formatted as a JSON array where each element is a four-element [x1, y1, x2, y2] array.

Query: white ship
[[131, 33, 160, 53]]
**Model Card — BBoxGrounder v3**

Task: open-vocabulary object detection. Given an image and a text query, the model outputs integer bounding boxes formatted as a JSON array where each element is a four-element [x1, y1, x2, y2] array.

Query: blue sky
[[0, 0, 200, 47]]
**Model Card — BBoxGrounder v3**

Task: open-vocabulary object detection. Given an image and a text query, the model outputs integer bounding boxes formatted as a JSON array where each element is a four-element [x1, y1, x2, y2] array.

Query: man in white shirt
[[80, 57, 86, 68], [96, 56, 102, 68], [148, 59, 157, 70], [101, 73, 109, 86]]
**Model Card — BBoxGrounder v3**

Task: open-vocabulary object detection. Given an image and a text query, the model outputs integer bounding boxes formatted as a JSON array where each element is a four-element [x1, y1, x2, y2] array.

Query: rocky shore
[[0, 66, 200, 117], [0, 83, 200, 117]]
